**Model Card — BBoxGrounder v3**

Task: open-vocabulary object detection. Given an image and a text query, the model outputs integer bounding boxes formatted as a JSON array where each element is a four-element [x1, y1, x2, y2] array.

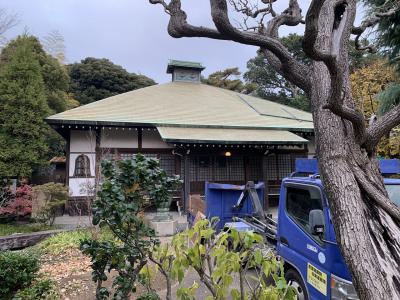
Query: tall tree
[[0, 35, 77, 160], [68, 57, 156, 105], [0, 35, 73, 113], [150, 0, 400, 298], [244, 34, 377, 112], [202, 67, 256, 93], [0, 42, 49, 177], [244, 34, 308, 101]]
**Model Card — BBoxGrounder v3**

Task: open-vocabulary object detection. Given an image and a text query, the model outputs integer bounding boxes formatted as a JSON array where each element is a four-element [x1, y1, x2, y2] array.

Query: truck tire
[[285, 269, 309, 300]]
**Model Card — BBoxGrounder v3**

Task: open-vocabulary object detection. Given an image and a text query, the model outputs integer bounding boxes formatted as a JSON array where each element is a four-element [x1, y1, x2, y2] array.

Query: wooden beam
[[138, 127, 143, 151], [184, 153, 190, 210]]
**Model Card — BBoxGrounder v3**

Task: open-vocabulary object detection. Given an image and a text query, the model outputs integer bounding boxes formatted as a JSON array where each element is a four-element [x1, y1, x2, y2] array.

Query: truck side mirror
[[309, 209, 325, 237]]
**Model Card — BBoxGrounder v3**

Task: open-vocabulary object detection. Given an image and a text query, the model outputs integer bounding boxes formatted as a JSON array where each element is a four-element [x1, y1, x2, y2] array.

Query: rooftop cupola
[[167, 59, 205, 83]]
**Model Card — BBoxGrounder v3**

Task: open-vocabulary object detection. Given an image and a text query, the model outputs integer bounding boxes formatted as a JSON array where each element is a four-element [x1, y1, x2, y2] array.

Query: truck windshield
[[386, 185, 400, 207]]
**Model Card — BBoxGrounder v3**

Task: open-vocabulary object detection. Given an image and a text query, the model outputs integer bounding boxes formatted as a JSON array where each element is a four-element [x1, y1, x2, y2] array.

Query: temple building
[[46, 60, 315, 214]]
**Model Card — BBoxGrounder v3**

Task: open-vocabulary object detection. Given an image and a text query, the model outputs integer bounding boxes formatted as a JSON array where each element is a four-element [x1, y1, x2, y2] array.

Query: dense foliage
[[363, 0, 400, 122], [244, 34, 310, 111], [366, 0, 400, 68], [0, 40, 50, 177], [0, 35, 75, 113], [202, 67, 256, 94], [81, 155, 180, 299], [0, 185, 33, 218], [68, 57, 156, 104], [13, 278, 60, 300], [0, 250, 40, 299], [351, 59, 400, 157]]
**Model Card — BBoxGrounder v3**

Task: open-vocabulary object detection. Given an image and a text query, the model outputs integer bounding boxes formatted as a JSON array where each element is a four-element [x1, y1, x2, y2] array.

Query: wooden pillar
[[65, 130, 70, 187], [184, 153, 190, 210], [243, 155, 250, 183], [261, 155, 268, 211], [95, 128, 101, 184], [138, 127, 143, 151]]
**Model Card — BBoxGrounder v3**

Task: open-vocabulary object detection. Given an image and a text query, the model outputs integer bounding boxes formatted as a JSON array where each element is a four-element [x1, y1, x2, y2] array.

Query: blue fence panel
[[379, 159, 400, 175], [295, 158, 400, 175]]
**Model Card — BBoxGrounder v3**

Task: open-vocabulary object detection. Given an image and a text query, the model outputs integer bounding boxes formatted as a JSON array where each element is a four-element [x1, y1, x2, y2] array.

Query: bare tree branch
[[229, 0, 272, 19], [42, 30, 66, 63], [351, 1, 400, 52], [150, 0, 312, 93], [364, 104, 400, 153], [0, 8, 18, 36], [0, 8, 19, 46]]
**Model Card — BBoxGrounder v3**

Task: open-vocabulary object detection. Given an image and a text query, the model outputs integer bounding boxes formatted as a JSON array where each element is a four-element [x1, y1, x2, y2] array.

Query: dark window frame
[[284, 183, 325, 246], [74, 154, 91, 177]]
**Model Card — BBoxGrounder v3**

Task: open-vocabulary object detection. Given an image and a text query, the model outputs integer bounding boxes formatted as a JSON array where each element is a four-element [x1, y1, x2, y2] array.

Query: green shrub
[[38, 229, 91, 255], [13, 278, 60, 300], [0, 251, 39, 299], [33, 183, 68, 226], [38, 227, 116, 255]]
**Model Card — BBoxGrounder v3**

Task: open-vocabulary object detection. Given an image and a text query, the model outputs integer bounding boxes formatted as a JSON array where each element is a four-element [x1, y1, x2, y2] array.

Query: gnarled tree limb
[[353, 162, 400, 224], [364, 104, 400, 153], [303, 0, 367, 144], [351, 1, 400, 52], [150, 0, 312, 93]]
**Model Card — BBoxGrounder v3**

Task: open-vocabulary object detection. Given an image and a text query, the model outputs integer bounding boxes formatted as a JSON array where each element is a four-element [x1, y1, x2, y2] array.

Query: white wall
[[69, 153, 96, 177], [142, 129, 172, 148], [68, 178, 96, 197], [307, 136, 316, 158], [69, 130, 96, 197], [100, 129, 138, 148], [70, 130, 96, 152]]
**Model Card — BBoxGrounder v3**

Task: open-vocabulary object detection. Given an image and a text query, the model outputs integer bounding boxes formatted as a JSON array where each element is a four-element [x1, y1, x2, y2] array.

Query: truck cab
[[277, 159, 400, 300]]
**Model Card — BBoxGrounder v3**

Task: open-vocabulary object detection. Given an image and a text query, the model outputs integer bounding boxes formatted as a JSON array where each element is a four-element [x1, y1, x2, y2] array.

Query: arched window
[[74, 154, 91, 177]]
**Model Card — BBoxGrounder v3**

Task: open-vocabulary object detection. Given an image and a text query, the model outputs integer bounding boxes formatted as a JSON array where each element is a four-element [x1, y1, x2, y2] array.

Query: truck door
[[278, 183, 330, 300]]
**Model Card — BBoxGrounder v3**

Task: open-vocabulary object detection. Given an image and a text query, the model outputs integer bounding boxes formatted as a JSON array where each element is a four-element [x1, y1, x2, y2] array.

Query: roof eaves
[[161, 138, 308, 145], [45, 118, 314, 132]]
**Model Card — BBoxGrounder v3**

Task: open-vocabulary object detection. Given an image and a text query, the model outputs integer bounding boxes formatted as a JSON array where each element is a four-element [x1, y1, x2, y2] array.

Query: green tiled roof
[[167, 60, 205, 73], [157, 126, 308, 144], [46, 82, 313, 132]]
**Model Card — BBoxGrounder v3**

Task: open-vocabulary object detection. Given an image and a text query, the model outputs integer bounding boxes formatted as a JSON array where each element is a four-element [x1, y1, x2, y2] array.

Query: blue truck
[[199, 158, 400, 300]]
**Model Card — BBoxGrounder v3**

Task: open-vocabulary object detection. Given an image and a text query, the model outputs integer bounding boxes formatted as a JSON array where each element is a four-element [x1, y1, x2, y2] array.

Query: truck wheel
[[285, 269, 309, 300]]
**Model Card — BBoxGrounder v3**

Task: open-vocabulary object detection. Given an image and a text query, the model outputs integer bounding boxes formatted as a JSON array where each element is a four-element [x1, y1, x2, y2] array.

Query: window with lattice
[[74, 154, 91, 177]]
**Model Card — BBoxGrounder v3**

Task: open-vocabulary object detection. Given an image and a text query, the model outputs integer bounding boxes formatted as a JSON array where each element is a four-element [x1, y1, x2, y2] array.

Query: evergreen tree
[[0, 35, 76, 113], [202, 67, 256, 94], [0, 35, 78, 160], [68, 57, 156, 104], [0, 41, 49, 177]]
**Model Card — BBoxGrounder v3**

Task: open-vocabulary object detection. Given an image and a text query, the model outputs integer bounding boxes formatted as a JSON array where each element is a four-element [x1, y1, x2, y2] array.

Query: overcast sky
[[2, 1, 365, 83]]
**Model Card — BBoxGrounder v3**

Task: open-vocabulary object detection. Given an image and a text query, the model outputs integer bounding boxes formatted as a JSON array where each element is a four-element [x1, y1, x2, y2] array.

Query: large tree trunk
[[149, 0, 400, 297], [311, 60, 400, 299]]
